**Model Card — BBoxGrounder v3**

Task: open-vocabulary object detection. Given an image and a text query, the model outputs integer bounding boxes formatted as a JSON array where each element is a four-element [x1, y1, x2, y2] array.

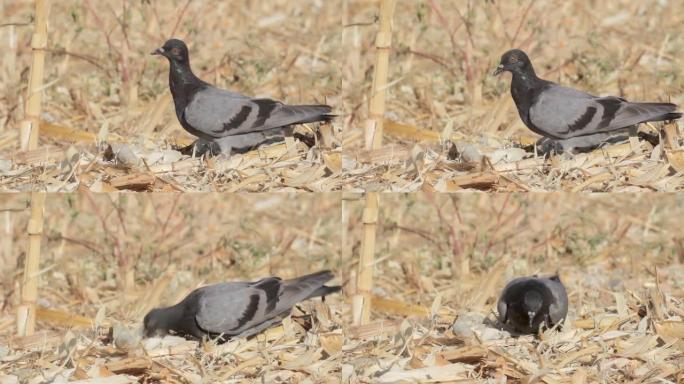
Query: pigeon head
[[522, 289, 544, 328], [493, 49, 534, 76], [152, 39, 190, 65], [143, 308, 170, 338]]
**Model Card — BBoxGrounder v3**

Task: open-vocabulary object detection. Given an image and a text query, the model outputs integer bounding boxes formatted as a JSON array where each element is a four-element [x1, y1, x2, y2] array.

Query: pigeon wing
[[195, 281, 272, 336], [528, 85, 601, 139], [196, 272, 337, 337], [543, 276, 568, 325], [600, 100, 681, 128], [497, 298, 508, 324], [275, 270, 337, 312], [530, 85, 680, 139], [183, 87, 331, 138], [196, 276, 304, 336], [246, 99, 332, 133]]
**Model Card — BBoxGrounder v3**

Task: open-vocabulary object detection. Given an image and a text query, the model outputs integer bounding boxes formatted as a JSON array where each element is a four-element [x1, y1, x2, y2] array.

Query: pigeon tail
[[283, 270, 340, 300], [309, 285, 342, 299], [627, 102, 682, 122], [286, 104, 335, 124], [663, 112, 683, 121], [285, 269, 335, 286]]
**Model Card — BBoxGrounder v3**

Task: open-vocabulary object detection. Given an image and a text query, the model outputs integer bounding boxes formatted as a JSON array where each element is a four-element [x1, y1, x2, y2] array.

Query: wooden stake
[[353, 0, 397, 325], [19, 0, 49, 150], [17, 192, 46, 336]]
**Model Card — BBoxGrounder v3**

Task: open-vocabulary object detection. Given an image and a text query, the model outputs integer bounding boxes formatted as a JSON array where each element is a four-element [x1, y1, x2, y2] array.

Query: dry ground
[[0, 193, 344, 383], [0, 0, 342, 192], [342, 0, 684, 192], [343, 193, 684, 382]]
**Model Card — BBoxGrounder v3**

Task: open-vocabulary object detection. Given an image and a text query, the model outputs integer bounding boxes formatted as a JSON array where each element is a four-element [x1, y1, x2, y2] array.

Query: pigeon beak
[[151, 47, 164, 56], [528, 311, 536, 328], [493, 65, 505, 76]]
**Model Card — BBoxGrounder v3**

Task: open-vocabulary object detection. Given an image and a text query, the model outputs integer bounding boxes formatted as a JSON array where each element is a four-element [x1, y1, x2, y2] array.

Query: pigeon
[[494, 49, 682, 153], [143, 270, 341, 340], [152, 39, 333, 155], [497, 274, 568, 334]]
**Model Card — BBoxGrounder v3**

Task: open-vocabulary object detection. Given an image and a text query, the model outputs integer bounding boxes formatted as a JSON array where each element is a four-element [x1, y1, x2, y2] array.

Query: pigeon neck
[[510, 68, 541, 91], [168, 60, 207, 114], [523, 290, 543, 312], [156, 305, 185, 334], [509, 66, 547, 130]]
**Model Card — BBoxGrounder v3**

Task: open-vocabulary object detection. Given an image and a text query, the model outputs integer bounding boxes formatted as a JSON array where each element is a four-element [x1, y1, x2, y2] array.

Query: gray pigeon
[[152, 39, 333, 155], [497, 274, 568, 334], [143, 270, 341, 340], [494, 49, 682, 153]]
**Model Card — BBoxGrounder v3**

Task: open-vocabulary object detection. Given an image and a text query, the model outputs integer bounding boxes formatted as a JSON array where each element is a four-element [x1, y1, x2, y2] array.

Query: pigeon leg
[[182, 138, 222, 157]]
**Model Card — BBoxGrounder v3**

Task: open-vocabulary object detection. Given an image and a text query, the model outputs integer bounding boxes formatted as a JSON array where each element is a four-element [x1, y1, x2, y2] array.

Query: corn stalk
[[353, 0, 396, 325], [19, 0, 49, 150]]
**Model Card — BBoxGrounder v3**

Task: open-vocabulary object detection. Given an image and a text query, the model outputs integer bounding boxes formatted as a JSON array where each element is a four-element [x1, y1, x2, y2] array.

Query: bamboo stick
[[354, 192, 379, 324], [364, 0, 396, 150], [353, 0, 397, 325], [17, 192, 46, 336], [19, 0, 49, 150]]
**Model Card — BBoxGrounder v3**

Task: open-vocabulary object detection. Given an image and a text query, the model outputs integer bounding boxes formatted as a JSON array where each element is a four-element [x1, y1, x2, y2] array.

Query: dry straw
[[354, 0, 397, 325]]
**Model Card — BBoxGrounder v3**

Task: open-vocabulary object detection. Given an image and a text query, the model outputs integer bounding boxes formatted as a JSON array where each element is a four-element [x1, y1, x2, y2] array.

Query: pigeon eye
[[171, 47, 182, 56], [508, 55, 519, 64]]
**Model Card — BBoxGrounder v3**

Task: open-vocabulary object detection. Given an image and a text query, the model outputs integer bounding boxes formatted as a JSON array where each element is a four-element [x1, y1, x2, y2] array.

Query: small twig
[[343, 19, 378, 28], [406, 49, 458, 77], [0, 21, 32, 28], [453, 0, 476, 49], [511, 0, 535, 47], [492, 2, 513, 45], [426, 192, 462, 265], [387, 223, 441, 247], [46, 48, 109, 74], [159, 195, 181, 241], [56, 235, 103, 255], [83, 0, 121, 63], [83, 191, 123, 266], [426, 0, 463, 56], [481, 195, 511, 260], [109, 195, 128, 236], [169, 0, 193, 37]]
